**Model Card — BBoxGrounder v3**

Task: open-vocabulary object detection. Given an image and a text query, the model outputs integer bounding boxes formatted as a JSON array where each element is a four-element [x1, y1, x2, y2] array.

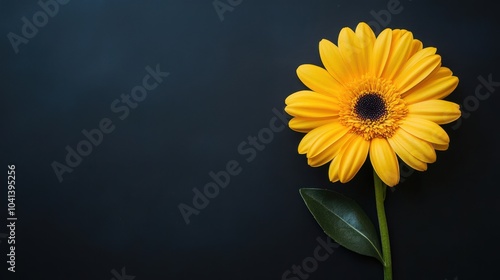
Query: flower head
[[285, 22, 461, 186]]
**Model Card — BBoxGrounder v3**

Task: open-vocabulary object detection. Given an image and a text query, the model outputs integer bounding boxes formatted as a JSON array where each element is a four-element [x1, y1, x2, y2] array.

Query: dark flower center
[[354, 93, 387, 121]]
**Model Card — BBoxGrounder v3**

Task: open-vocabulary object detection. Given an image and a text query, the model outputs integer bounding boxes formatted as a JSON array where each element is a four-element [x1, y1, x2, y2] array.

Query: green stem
[[373, 170, 392, 280]]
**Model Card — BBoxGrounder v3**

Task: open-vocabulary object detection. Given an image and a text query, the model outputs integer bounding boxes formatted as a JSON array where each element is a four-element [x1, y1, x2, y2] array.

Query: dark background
[[1, 0, 499, 279]]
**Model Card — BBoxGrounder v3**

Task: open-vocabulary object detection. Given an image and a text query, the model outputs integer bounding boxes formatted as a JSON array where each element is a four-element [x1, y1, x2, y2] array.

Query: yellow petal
[[432, 143, 449, 151], [432, 67, 453, 79], [308, 133, 354, 167], [396, 47, 437, 86], [408, 39, 423, 57], [298, 122, 338, 154], [381, 31, 414, 80], [308, 124, 349, 158], [389, 129, 436, 163], [407, 100, 461, 124], [387, 136, 428, 171], [355, 22, 376, 47], [319, 39, 351, 85], [328, 154, 341, 183], [338, 27, 364, 77], [370, 138, 400, 187], [355, 22, 376, 76], [285, 90, 336, 105], [296, 64, 342, 96], [391, 29, 403, 41], [288, 117, 337, 133], [400, 117, 450, 145], [401, 47, 437, 71], [285, 90, 340, 118], [403, 75, 459, 104], [338, 136, 370, 183], [372, 28, 392, 77], [395, 54, 442, 94]]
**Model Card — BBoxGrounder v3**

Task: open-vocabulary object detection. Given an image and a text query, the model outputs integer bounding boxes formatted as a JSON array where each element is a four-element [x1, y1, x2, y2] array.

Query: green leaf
[[299, 188, 384, 264]]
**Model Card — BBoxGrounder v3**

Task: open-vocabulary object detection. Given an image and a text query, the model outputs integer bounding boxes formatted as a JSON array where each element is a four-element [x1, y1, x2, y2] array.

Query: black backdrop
[[1, 0, 499, 279]]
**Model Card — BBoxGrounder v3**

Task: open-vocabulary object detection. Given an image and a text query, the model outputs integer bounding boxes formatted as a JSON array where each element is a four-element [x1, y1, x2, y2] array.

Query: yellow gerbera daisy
[[285, 22, 461, 187]]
